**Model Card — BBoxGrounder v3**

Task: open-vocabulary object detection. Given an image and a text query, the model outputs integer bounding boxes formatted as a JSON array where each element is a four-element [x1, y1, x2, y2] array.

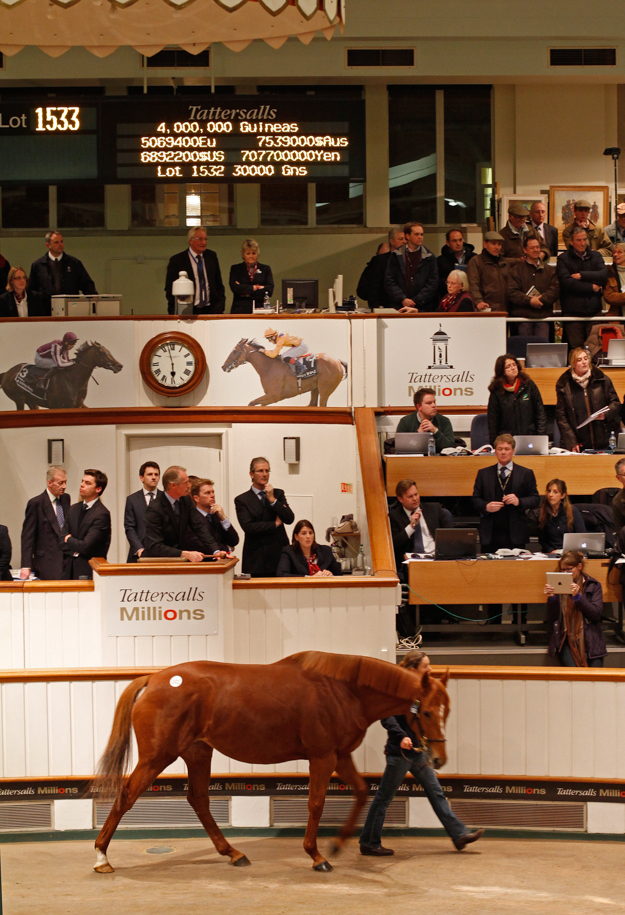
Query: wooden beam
[[233, 576, 398, 589], [354, 407, 397, 580]]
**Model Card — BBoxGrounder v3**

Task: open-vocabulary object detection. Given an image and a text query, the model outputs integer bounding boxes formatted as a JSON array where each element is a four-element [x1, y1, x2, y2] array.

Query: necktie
[[259, 490, 267, 503], [196, 255, 207, 310], [172, 500, 180, 516], [82, 502, 88, 513], [499, 467, 508, 490], [147, 491, 155, 505], [51, 258, 62, 295], [412, 518, 424, 553], [55, 498, 64, 528]]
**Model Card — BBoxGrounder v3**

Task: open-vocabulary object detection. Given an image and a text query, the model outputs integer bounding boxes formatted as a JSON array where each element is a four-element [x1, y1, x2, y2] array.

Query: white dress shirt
[[403, 506, 435, 554]]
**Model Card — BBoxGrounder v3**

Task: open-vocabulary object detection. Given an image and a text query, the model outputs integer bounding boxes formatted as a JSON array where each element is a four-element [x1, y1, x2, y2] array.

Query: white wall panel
[[3, 683, 25, 778], [594, 682, 618, 779], [479, 680, 503, 775], [571, 681, 595, 778], [25, 681, 48, 777], [502, 680, 525, 776], [525, 680, 549, 776], [547, 680, 571, 777]]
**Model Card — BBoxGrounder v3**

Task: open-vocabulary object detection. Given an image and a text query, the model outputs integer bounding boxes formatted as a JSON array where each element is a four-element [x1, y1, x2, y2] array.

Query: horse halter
[[405, 698, 447, 758]]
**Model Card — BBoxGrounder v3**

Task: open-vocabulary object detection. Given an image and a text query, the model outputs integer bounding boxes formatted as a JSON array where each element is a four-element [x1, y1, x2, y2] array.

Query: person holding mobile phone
[[543, 550, 606, 667]]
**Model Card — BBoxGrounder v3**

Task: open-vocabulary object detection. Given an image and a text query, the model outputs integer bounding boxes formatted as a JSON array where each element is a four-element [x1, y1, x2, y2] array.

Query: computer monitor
[[525, 343, 568, 368], [281, 279, 318, 310]]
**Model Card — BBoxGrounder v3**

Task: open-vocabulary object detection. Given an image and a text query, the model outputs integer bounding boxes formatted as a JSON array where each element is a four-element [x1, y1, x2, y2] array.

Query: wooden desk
[[407, 558, 621, 605], [525, 367, 625, 405], [385, 454, 617, 497]]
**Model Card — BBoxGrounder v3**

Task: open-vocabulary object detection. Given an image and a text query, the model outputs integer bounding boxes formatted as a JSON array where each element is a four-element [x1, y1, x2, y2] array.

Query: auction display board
[[0, 96, 365, 185]]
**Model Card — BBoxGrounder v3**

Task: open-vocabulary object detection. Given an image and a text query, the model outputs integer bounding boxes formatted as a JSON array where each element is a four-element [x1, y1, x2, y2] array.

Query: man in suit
[[189, 478, 239, 554], [472, 434, 540, 624], [529, 202, 559, 258], [20, 465, 71, 580], [124, 461, 161, 563], [164, 226, 225, 315], [28, 231, 97, 310], [235, 457, 294, 577], [60, 469, 111, 580], [143, 465, 227, 560]]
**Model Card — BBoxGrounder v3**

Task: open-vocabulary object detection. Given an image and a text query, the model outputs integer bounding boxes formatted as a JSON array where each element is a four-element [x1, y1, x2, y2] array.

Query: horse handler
[[359, 650, 484, 856]]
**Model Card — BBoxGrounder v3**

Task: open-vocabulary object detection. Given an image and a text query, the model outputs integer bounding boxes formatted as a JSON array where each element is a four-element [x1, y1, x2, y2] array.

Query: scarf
[[306, 554, 320, 576], [557, 583, 588, 667], [438, 292, 461, 312], [571, 367, 591, 391], [503, 377, 521, 394]]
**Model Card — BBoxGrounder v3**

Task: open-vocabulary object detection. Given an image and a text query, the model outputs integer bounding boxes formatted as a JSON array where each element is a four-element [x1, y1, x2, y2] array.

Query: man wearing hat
[[606, 203, 625, 247], [562, 200, 612, 257], [499, 202, 548, 262], [466, 231, 510, 312]]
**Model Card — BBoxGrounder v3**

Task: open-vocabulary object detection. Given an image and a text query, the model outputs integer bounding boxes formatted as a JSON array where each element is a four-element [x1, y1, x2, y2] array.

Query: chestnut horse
[[94, 651, 449, 873], [221, 338, 347, 406]]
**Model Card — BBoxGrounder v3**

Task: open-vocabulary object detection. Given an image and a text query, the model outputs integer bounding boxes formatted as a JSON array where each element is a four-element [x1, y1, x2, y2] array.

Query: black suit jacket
[[276, 543, 342, 577], [28, 253, 97, 303], [0, 525, 12, 581], [472, 463, 539, 550], [60, 500, 111, 580], [229, 262, 275, 314], [533, 223, 559, 258], [389, 502, 452, 574], [21, 490, 71, 579], [143, 491, 219, 557], [124, 490, 157, 563], [234, 487, 294, 577], [165, 249, 225, 315], [0, 290, 50, 318], [185, 509, 240, 554]]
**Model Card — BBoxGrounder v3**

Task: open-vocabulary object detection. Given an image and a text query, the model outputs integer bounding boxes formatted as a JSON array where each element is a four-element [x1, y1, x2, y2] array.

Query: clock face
[[150, 340, 197, 389]]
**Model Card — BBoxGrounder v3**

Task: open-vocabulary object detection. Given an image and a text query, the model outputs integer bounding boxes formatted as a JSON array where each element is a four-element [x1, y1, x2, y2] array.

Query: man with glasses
[[612, 458, 625, 532], [165, 226, 225, 315], [20, 465, 70, 580]]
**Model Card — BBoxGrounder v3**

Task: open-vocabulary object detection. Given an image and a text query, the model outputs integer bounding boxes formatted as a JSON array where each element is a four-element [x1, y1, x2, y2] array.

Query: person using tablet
[[543, 550, 606, 667], [487, 354, 547, 445], [538, 479, 586, 553]]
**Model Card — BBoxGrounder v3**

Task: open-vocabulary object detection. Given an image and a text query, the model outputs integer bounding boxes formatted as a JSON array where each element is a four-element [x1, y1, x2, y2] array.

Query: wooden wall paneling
[[71, 681, 95, 776], [116, 636, 137, 668], [48, 681, 72, 776], [479, 679, 503, 775], [133, 635, 154, 668], [211, 750, 232, 774], [616, 682, 625, 780], [170, 635, 190, 667], [278, 591, 299, 661], [547, 680, 572, 777], [152, 635, 172, 668], [456, 680, 480, 773], [25, 681, 48, 777], [93, 679, 117, 768], [263, 588, 283, 666], [571, 680, 595, 777], [77, 592, 102, 667], [188, 635, 208, 663], [500, 680, 525, 775], [295, 588, 316, 655], [60, 592, 81, 669], [0, 593, 23, 669], [333, 587, 353, 656], [23, 592, 47, 670], [593, 681, 618, 779], [248, 588, 269, 666], [354, 407, 397, 577], [231, 590, 251, 666], [3, 683, 26, 777], [442, 678, 459, 774], [525, 680, 549, 776]]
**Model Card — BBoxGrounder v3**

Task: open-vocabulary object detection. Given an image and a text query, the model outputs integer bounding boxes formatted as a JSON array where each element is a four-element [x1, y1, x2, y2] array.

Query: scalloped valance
[[0, 0, 344, 58]]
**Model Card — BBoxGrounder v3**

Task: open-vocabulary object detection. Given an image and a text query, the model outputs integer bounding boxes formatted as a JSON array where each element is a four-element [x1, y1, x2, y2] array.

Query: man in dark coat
[[28, 231, 97, 309], [60, 469, 111, 580], [507, 235, 560, 339], [357, 227, 405, 309], [20, 466, 71, 580], [467, 232, 510, 311], [556, 226, 609, 350], [188, 478, 239, 554], [436, 228, 475, 298], [165, 226, 225, 315], [235, 457, 294, 577], [384, 222, 438, 313], [124, 461, 160, 563], [528, 201, 559, 258], [143, 466, 225, 560]]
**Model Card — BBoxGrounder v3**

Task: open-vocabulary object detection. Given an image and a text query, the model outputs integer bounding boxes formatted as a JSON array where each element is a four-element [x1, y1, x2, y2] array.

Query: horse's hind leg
[[305, 754, 337, 871], [94, 754, 173, 873], [329, 754, 368, 855], [308, 386, 319, 406], [183, 741, 250, 866]]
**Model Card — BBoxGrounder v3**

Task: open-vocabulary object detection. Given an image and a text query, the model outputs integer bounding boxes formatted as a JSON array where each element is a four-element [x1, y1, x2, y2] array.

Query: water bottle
[[427, 433, 436, 457], [609, 430, 617, 451], [354, 544, 366, 572], [263, 290, 271, 309]]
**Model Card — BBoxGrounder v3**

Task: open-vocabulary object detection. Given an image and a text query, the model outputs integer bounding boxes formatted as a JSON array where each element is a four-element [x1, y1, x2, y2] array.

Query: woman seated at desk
[[0, 266, 48, 318], [538, 478, 585, 553], [487, 353, 547, 445], [277, 519, 342, 578], [544, 550, 606, 667], [228, 238, 274, 314], [555, 347, 620, 452]]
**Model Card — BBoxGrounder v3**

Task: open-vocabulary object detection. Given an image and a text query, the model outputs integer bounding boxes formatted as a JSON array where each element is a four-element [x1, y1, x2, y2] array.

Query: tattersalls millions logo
[[408, 324, 475, 400]]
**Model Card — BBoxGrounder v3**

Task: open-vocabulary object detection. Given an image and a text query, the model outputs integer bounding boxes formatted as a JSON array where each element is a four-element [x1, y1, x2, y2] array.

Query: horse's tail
[[94, 675, 150, 805]]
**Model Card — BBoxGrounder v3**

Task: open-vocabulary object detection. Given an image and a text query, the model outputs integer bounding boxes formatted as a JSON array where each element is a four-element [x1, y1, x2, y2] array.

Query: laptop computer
[[562, 532, 606, 554], [513, 435, 549, 456], [618, 433, 625, 449], [525, 343, 568, 368], [607, 338, 625, 366], [434, 528, 478, 560], [395, 432, 431, 455]]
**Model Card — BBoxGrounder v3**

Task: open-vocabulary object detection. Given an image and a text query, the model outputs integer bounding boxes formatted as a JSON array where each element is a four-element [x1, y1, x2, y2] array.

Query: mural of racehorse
[[222, 338, 347, 406], [0, 341, 123, 410], [93, 651, 449, 874]]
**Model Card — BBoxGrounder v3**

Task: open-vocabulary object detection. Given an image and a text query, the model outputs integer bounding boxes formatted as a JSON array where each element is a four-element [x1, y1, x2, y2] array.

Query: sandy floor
[[3, 834, 624, 915]]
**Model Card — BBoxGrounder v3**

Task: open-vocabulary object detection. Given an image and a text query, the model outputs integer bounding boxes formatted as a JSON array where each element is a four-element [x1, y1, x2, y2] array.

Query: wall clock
[[139, 332, 207, 397]]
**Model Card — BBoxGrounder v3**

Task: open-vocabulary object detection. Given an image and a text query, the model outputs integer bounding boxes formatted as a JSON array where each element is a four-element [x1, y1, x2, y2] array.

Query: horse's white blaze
[[95, 850, 110, 869], [439, 705, 446, 738]]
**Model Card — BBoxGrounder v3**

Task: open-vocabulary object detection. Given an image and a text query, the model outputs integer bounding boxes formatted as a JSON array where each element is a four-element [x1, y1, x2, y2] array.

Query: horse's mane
[[283, 651, 418, 700], [246, 338, 265, 351], [74, 340, 95, 357]]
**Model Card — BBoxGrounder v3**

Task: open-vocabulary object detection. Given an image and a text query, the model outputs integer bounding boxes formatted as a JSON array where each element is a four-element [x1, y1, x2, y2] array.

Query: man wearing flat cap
[[499, 202, 549, 263], [467, 231, 511, 312], [562, 199, 612, 258], [606, 202, 625, 247]]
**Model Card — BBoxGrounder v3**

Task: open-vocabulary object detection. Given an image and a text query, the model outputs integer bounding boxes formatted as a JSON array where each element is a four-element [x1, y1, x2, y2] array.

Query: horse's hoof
[[313, 860, 333, 872], [231, 855, 251, 867], [94, 863, 115, 874]]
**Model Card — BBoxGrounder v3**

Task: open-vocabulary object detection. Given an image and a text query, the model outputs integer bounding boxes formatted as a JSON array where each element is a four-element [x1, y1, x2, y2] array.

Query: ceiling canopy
[[0, 0, 343, 58]]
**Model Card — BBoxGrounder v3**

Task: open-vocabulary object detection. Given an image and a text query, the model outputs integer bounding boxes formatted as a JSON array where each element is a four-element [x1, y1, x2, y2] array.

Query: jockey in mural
[[263, 328, 312, 378], [34, 331, 78, 392]]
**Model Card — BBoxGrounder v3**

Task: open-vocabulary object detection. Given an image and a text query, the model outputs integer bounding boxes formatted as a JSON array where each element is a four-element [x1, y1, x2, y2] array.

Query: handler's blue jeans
[[360, 753, 467, 847]]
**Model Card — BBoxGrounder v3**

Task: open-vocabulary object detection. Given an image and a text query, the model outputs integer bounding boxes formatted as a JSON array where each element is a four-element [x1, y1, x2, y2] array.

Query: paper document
[[526, 285, 539, 297], [576, 406, 610, 430]]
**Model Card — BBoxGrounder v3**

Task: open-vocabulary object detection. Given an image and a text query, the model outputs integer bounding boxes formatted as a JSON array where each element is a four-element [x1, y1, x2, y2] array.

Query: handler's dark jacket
[[380, 715, 420, 759]]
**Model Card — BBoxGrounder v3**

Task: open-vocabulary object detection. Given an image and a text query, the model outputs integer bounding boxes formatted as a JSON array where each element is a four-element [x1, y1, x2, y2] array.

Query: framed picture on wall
[[499, 194, 547, 230], [548, 185, 610, 245]]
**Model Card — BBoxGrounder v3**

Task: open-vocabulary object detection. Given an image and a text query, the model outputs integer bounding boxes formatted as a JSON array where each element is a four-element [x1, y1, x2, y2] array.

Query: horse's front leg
[[329, 753, 368, 855], [305, 754, 337, 871], [248, 393, 281, 406]]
